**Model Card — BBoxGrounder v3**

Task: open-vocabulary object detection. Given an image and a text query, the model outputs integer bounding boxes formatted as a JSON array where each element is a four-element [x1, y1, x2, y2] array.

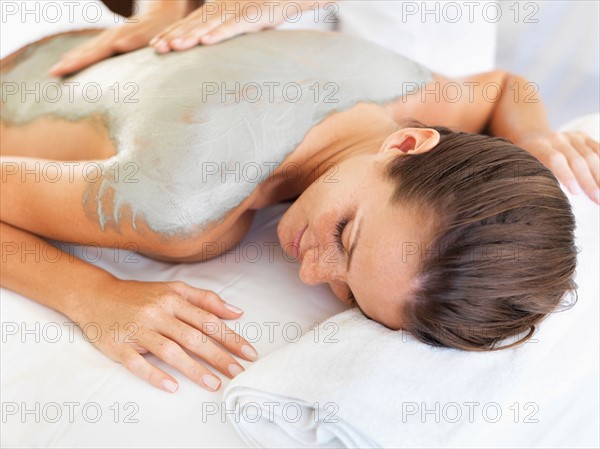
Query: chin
[[328, 282, 350, 304]]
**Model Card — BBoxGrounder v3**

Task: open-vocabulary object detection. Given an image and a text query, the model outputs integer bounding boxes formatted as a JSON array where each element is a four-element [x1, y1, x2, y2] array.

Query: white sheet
[[1, 1, 598, 448], [0, 203, 350, 448]]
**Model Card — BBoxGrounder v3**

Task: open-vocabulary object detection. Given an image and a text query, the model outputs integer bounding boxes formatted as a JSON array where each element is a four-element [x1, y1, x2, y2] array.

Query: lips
[[292, 224, 308, 261]]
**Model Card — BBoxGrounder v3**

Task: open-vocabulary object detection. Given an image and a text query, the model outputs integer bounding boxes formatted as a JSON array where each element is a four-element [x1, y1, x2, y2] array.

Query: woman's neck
[[250, 103, 401, 209]]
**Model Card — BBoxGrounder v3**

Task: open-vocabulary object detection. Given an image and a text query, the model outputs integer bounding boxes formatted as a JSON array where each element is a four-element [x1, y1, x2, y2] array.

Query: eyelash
[[334, 217, 349, 253], [334, 217, 356, 304]]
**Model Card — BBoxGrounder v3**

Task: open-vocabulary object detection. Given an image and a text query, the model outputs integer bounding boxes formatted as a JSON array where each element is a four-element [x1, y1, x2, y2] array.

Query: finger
[[48, 51, 88, 76], [150, 22, 184, 51], [149, 22, 178, 45], [164, 19, 222, 51], [571, 134, 600, 186], [142, 332, 222, 391], [583, 138, 600, 203], [150, 5, 222, 47], [561, 141, 599, 203], [557, 144, 597, 201], [159, 316, 245, 379], [49, 42, 115, 76], [150, 20, 200, 51], [150, 38, 171, 54], [200, 20, 248, 45], [544, 149, 579, 195], [174, 297, 258, 362], [584, 135, 600, 154], [119, 346, 179, 393], [169, 281, 244, 319], [151, 39, 171, 54]]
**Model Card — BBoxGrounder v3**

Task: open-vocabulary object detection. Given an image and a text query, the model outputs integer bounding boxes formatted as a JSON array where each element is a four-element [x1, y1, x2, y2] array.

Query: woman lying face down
[[1, 30, 595, 393], [279, 122, 577, 350]]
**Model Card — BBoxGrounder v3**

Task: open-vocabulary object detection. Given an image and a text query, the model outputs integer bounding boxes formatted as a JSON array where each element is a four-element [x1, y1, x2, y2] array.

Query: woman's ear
[[380, 127, 441, 155]]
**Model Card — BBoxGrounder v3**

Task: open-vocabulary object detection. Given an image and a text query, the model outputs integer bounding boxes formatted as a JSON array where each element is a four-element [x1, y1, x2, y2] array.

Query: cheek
[[322, 165, 354, 195], [298, 162, 357, 212], [295, 187, 343, 236], [290, 179, 326, 219]]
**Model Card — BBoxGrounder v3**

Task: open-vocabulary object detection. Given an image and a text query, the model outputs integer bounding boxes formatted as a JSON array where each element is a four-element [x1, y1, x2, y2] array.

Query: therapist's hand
[[517, 131, 600, 204], [149, 0, 324, 53], [49, 5, 188, 77], [72, 279, 257, 393]]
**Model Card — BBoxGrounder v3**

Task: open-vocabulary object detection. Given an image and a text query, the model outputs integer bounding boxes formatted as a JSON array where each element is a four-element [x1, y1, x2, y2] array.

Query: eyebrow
[[346, 217, 361, 272]]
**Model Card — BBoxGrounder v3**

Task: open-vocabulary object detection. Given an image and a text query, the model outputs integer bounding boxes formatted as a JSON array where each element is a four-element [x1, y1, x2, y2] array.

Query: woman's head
[[277, 121, 577, 351]]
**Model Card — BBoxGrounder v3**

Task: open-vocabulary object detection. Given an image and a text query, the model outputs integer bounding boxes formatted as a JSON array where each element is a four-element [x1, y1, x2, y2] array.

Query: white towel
[[223, 305, 587, 448], [223, 114, 600, 448]]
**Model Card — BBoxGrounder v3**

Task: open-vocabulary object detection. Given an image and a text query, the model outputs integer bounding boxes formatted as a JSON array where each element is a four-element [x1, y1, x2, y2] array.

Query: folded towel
[[224, 301, 587, 448], [223, 114, 599, 448]]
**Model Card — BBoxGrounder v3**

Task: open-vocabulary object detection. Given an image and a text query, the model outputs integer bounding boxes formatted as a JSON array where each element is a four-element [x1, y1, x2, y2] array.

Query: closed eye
[[334, 217, 349, 252], [334, 217, 356, 304]]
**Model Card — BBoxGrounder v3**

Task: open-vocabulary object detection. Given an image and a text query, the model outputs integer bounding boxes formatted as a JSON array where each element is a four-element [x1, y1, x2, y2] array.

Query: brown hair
[[386, 121, 578, 351]]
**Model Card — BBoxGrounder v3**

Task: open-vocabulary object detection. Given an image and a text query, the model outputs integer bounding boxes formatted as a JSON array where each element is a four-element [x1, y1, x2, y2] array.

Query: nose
[[297, 241, 346, 286]]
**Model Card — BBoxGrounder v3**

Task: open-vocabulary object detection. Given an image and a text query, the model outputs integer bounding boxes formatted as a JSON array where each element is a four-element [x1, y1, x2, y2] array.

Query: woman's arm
[[0, 160, 258, 392], [487, 73, 599, 203], [1, 221, 111, 324], [0, 156, 255, 260], [393, 71, 600, 203]]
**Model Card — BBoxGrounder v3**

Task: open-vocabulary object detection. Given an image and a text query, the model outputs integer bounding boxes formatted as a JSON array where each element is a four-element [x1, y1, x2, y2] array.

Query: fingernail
[[241, 345, 258, 361], [154, 40, 169, 53], [567, 180, 580, 195], [184, 37, 198, 47], [224, 302, 243, 314], [172, 38, 184, 48], [593, 189, 600, 204], [201, 34, 213, 44], [202, 374, 221, 391], [161, 379, 178, 393], [228, 363, 244, 377]]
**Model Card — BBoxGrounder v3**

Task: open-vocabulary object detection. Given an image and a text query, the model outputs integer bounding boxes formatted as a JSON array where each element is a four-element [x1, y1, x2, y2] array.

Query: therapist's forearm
[[487, 73, 552, 145], [0, 221, 116, 320]]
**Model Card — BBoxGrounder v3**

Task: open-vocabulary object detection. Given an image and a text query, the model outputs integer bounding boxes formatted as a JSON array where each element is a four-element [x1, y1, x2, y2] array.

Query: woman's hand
[[49, 5, 188, 77], [149, 0, 319, 53], [70, 279, 257, 393], [516, 131, 600, 204]]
